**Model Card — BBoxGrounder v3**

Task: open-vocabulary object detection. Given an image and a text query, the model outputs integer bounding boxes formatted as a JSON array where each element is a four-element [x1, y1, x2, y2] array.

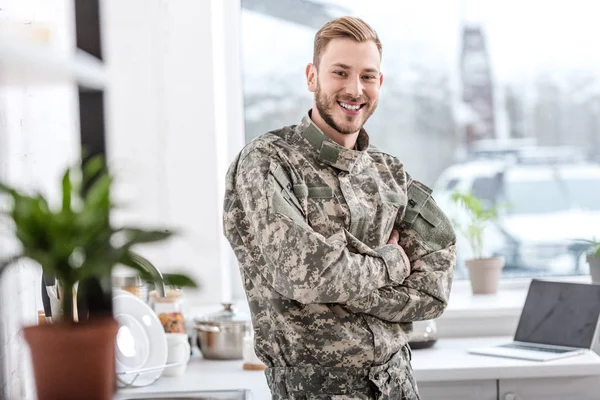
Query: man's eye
[[334, 71, 346, 77], [363, 75, 376, 80]]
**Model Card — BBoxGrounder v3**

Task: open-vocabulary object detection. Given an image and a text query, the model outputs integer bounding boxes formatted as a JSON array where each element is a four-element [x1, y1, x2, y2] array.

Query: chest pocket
[[403, 180, 455, 250], [305, 185, 347, 235], [379, 190, 407, 239]]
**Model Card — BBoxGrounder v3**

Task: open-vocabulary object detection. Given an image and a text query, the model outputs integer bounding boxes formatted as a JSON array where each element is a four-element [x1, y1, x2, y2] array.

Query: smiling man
[[223, 17, 457, 399]]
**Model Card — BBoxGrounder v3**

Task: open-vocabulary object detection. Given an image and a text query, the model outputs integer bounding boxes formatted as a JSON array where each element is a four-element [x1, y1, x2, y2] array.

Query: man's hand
[[387, 229, 411, 275]]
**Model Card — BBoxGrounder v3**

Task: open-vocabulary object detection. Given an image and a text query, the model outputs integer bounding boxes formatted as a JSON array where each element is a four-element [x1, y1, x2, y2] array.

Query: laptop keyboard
[[498, 343, 574, 354]]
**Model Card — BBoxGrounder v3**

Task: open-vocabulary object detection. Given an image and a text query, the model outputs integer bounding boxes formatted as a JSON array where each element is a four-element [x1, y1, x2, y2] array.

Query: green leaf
[[573, 238, 600, 257], [163, 273, 198, 289], [121, 228, 175, 246], [11, 195, 50, 251], [82, 155, 105, 183], [61, 168, 72, 212], [84, 173, 112, 213], [35, 193, 50, 215], [0, 182, 19, 198], [450, 189, 514, 258]]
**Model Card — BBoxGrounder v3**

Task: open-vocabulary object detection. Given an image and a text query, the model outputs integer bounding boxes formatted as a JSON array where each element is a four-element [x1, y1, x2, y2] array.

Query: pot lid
[[194, 303, 250, 325]]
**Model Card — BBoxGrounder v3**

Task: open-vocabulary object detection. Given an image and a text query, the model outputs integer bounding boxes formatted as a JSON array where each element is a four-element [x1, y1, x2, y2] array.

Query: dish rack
[[116, 362, 187, 388]]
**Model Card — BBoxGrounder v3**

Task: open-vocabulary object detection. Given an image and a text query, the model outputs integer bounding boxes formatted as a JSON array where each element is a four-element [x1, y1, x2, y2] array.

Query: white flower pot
[[465, 257, 505, 294], [587, 255, 600, 284]]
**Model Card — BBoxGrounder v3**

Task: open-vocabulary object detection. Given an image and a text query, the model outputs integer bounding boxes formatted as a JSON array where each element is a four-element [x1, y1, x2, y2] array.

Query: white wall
[[101, 0, 246, 304], [1, 0, 246, 395], [0, 0, 80, 398]]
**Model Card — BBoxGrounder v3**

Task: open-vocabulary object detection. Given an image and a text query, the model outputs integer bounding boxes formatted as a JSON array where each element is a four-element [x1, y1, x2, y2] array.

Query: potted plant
[[578, 238, 600, 283], [450, 190, 509, 294], [0, 156, 196, 400]]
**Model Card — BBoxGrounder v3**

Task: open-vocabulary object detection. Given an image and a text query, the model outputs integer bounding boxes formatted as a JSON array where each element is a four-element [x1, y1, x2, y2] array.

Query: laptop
[[468, 279, 600, 361]]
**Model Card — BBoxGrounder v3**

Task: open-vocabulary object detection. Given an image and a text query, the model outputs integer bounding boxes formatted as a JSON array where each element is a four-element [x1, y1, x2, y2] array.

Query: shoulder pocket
[[403, 180, 456, 248], [404, 181, 440, 227], [269, 164, 305, 224], [270, 164, 303, 211]]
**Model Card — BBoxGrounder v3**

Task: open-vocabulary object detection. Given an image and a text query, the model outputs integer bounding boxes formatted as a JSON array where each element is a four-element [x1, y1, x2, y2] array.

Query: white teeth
[[340, 102, 361, 111]]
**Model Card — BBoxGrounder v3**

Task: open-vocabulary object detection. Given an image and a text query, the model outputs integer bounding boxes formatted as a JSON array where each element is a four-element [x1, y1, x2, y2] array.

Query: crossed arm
[[231, 148, 411, 305], [344, 179, 457, 322], [231, 149, 456, 320]]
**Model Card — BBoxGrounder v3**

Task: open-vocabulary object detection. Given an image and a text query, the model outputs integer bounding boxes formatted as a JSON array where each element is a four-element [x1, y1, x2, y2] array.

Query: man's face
[[307, 38, 383, 135]]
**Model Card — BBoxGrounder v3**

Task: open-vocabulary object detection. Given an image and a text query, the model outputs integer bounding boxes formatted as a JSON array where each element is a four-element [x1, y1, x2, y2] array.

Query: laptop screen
[[514, 280, 600, 348]]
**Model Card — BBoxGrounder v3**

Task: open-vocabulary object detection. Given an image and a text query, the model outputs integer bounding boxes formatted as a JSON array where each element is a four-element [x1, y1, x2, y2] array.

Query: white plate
[[113, 289, 167, 387]]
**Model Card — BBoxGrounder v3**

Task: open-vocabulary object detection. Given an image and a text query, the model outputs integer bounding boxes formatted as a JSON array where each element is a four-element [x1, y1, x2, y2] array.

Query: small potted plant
[[0, 156, 196, 400], [450, 190, 509, 294], [578, 238, 600, 283]]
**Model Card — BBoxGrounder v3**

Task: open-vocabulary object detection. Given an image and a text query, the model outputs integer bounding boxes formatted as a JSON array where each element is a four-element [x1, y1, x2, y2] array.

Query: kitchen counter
[[411, 337, 600, 382], [116, 337, 600, 399], [116, 355, 272, 399]]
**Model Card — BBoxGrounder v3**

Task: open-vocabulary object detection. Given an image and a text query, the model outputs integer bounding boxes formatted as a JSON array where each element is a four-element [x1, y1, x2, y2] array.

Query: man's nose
[[344, 75, 363, 98]]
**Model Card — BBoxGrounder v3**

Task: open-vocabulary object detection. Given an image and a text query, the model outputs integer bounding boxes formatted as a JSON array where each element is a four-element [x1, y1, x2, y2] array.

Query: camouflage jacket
[[223, 113, 456, 368]]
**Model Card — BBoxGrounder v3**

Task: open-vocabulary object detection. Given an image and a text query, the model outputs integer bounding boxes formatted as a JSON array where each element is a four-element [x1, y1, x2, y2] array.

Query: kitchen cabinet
[[418, 380, 496, 400], [498, 376, 600, 400], [418, 376, 600, 400]]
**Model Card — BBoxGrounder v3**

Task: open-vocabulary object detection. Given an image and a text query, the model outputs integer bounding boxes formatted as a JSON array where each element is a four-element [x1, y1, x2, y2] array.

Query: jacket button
[[408, 199, 416, 207]]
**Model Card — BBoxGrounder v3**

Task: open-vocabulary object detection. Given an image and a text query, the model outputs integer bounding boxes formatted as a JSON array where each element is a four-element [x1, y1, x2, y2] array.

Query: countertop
[[116, 336, 600, 399]]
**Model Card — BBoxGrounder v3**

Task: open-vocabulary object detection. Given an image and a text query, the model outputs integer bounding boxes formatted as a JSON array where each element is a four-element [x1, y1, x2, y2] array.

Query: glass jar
[[112, 275, 149, 303], [408, 319, 438, 349], [150, 289, 186, 334]]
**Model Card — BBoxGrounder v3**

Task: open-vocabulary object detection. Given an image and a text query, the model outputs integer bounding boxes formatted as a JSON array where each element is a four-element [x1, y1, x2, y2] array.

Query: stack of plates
[[113, 289, 167, 387]]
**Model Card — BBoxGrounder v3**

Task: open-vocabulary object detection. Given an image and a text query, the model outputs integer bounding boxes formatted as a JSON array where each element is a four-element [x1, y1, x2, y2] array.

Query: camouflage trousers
[[265, 346, 420, 400]]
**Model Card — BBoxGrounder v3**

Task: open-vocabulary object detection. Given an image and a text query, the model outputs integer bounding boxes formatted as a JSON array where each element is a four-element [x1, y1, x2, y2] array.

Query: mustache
[[336, 95, 368, 104]]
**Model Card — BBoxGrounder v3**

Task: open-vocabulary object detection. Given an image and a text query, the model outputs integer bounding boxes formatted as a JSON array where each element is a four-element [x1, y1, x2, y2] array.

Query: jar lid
[[194, 303, 250, 326]]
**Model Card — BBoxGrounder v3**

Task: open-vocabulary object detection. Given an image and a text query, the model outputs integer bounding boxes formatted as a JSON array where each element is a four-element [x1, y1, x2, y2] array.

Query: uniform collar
[[295, 111, 370, 173]]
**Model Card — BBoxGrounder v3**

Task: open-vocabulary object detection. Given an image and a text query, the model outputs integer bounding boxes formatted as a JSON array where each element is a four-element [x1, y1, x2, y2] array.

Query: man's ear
[[379, 72, 384, 88], [306, 63, 317, 93]]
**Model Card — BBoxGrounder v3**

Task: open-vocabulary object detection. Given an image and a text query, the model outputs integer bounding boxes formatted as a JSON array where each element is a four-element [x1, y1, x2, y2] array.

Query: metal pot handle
[[196, 324, 221, 333]]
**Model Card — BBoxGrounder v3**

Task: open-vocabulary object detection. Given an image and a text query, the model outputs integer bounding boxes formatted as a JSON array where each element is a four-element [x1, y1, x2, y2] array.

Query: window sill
[[437, 275, 592, 338], [189, 276, 592, 339]]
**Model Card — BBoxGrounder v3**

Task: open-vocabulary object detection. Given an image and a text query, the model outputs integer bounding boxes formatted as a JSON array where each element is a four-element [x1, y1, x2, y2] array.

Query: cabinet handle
[[505, 393, 516, 400]]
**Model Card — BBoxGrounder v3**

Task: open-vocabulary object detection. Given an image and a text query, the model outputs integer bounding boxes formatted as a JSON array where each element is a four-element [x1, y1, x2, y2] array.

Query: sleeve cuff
[[375, 244, 410, 284]]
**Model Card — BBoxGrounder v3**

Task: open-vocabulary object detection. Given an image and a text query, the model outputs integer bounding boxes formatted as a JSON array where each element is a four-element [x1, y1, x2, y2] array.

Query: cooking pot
[[193, 303, 251, 360]]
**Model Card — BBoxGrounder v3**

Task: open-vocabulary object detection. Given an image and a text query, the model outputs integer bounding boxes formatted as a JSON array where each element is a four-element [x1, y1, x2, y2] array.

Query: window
[[239, 0, 600, 283]]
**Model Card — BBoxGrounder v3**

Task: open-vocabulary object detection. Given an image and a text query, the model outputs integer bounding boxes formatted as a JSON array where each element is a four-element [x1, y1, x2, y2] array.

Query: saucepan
[[193, 303, 252, 360]]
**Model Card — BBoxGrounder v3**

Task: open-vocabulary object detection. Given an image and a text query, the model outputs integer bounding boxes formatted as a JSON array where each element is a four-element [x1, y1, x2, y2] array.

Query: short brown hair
[[313, 16, 382, 68]]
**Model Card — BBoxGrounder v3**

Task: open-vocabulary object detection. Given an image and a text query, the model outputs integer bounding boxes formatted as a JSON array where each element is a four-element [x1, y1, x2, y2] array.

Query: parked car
[[433, 146, 600, 278]]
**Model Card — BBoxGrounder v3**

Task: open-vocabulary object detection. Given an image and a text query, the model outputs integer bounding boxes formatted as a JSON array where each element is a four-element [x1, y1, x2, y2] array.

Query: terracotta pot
[[23, 317, 119, 400], [465, 257, 505, 294], [587, 255, 600, 283]]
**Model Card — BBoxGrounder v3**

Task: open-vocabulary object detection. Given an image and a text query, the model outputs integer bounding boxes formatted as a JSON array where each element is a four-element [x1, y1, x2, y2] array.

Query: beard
[[315, 82, 378, 135]]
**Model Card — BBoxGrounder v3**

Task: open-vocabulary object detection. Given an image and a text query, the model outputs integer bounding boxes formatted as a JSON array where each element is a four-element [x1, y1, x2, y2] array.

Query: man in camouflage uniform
[[223, 16, 456, 400]]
